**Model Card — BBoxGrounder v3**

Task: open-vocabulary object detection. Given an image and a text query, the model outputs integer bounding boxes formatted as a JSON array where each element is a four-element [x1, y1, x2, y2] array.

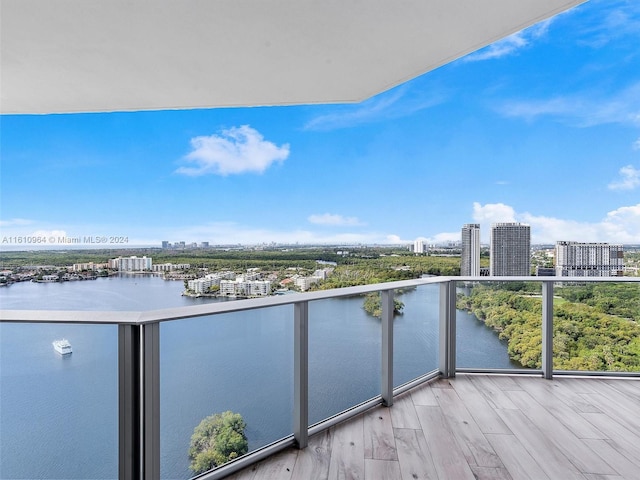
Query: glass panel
[[456, 281, 536, 369], [0, 323, 118, 479], [308, 295, 380, 425], [393, 285, 439, 387], [553, 281, 640, 372], [160, 305, 293, 479]]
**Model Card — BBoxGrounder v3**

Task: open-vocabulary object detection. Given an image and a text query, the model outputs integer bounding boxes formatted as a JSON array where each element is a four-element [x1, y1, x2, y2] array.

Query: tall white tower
[[461, 224, 480, 276]]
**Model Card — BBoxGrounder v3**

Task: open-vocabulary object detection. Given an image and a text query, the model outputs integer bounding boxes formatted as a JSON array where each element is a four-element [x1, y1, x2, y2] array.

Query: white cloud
[[463, 17, 557, 62], [175, 125, 289, 176], [307, 213, 364, 226], [464, 32, 529, 62], [633, 137, 640, 150], [427, 232, 461, 244], [608, 165, 640, 190], [470, 202, 640, 244], [472, 202, 516, 224], [304, 85, 446, 131], [498, 82, 640, 128]]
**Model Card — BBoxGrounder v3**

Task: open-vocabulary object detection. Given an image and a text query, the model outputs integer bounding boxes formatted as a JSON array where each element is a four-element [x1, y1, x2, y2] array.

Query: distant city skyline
[[1, 0, 639, 248]]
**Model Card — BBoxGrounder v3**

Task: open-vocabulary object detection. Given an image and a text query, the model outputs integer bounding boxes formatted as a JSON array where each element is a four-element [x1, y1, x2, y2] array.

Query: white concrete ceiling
[[0, 0, 585, 114]]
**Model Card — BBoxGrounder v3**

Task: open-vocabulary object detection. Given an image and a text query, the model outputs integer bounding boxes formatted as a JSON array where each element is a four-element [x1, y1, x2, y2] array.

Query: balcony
[[1, 276, 638, 480]]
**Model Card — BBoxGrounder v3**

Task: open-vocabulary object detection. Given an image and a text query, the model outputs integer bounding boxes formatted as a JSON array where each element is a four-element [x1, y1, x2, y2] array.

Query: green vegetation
[[457, 283, 640, 371], [188, 411, 248, 474], [362, 292, 404, 318]]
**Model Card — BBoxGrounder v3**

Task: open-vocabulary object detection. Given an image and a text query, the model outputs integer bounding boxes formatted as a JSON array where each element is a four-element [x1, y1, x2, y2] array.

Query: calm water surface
[[0, 276, 516, 479]]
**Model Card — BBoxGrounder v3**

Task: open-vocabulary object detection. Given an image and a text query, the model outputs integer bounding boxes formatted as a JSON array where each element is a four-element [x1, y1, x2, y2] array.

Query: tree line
[[457, 283, 640, 372]]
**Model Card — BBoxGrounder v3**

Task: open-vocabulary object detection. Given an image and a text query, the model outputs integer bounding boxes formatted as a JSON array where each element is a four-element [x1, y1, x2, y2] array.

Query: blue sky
[[1, 0, 639, 248]]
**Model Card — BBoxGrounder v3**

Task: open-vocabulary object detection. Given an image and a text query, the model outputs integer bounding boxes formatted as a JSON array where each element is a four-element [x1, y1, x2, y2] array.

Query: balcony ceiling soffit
[[1, 0, 586, 114]]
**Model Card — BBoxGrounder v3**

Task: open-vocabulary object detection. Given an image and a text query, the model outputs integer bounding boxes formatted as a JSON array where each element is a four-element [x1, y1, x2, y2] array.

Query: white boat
[[52, 339, 72, 355]]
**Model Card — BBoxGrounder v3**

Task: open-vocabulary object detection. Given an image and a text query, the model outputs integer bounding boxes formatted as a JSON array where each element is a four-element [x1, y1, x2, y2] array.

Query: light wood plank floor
[[227, 375, 640, 480]]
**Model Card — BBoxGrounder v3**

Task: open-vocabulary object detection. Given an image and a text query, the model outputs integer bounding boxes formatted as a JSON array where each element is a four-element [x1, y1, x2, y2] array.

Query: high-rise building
[[490, 223, 530, 276], [555, 241, 624, 277], [461, 224, 480, 276], [413, 239, 425, 254]]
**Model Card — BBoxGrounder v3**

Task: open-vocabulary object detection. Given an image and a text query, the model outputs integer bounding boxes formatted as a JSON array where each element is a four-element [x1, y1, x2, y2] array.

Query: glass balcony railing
[[1, 276, 638, 480]]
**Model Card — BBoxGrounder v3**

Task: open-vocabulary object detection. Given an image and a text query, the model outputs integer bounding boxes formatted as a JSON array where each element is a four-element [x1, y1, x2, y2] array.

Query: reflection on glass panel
[[456, 281, 533, 369], [0, 323, 118, 480], [393, 285, 439, 387], [553, 281, 640, 372], [160, 305, 293, 479], [308, 296, 380, 426]]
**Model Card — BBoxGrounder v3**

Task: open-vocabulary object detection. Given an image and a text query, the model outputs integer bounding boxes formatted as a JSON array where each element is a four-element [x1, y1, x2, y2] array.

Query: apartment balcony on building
[[3, 1, 638, 480]]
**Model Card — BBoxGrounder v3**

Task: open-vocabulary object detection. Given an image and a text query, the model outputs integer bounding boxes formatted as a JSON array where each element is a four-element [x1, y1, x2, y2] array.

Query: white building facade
[[219, 279, 271, 297], [555, 242, 624, 277], [461, 223, 480, 277], [109, 256, 152, 272]]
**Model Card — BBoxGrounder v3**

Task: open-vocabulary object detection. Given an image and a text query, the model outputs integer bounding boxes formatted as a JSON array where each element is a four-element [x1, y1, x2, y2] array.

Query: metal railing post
[[143, 322, 160, 479], [381, 289, 394, 407], [294, 302, 309, 449], [439, 280, 456, 378], [118, 324, 141, 480], [542, 281, 554, 380]]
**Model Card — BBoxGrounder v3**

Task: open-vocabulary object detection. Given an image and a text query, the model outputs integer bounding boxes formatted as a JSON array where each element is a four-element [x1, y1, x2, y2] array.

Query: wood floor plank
[[485, 375, 522, 391], [496, 408, 586, 480], [363, 407, 397, 461], [430, 378, 453, 389], [467, 375, 519, 410], [505, 389, 616, 476], [513, 377, 606, 439], [414, 405, 476, 480], [290, 429, 332, 480], [553, 385, 603, 414], [485, 433, 550, 480], [433, 387, 503, 468], [580, 389, 640, 436], [601, 379, 640, 408], [364, 459, 402, 480], [410, 384, 438, 406], [328, 415, 365, 480], [582, 438, 639, 480], [582, 475, 624, 480], [470, 465, 513, 480], [389, 391, 421, 429], [250, 448, 298, 480], [450, 376, 512, 435], [393, 428, 438, 480], [579, 413, 640, 469]]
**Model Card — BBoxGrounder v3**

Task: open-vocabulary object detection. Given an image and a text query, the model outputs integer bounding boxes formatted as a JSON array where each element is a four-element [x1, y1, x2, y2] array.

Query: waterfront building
[[72, 262, 106, 272], [490, 223, 531, 276], [461, 224, 480, 277], [220, 279, 271, 297], [555, 241, 624, 277], [109, 255, 152, 272], [152, 263, 191, 272]]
